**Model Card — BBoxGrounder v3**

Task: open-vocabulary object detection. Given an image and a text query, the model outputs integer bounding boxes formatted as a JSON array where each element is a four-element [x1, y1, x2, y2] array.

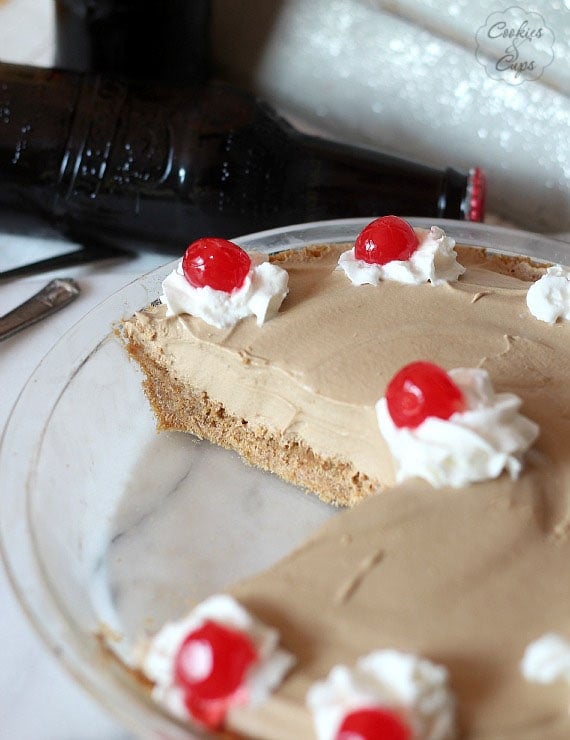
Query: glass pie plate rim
[[0, 217, 567, 739]]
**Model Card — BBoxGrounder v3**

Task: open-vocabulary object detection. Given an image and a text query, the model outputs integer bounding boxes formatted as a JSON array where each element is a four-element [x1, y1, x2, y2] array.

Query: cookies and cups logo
[[476, 6, 554, 85]]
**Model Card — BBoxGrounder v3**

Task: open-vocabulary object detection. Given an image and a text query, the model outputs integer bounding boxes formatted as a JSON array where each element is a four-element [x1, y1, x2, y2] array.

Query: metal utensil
[[0, 245, 132, 281], [0, 278, 80, 342]]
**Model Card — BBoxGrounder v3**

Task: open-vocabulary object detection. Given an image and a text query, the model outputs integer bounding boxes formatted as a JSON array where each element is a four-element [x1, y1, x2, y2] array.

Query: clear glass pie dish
[[1, 218, 568, 739]]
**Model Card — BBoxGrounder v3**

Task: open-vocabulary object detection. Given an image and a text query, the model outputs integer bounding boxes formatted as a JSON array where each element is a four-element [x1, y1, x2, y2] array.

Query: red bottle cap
[[465, 167, 486, 222]]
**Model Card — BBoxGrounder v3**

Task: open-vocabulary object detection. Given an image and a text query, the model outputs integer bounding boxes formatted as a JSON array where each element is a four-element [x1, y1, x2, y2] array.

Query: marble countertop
[[0, 234, 167, 739]]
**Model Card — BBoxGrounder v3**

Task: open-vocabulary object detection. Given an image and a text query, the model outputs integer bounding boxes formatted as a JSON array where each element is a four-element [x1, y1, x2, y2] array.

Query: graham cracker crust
[[125, 339, 378, 508]]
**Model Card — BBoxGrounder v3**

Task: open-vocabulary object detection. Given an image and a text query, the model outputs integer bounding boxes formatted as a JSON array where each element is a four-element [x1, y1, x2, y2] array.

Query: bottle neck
[[288, 133, 476, 221]]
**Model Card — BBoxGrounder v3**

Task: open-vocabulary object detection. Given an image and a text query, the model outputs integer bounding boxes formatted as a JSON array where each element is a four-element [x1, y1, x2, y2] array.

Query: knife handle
[[0, 278, 80, 342]]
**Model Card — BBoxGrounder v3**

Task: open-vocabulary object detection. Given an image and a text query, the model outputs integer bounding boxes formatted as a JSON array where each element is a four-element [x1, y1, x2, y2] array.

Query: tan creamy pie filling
[[123, 242, 570, 738]]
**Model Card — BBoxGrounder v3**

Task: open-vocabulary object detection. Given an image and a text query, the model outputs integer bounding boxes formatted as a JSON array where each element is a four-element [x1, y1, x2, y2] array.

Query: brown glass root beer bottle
[[0, 62, 485, 255]]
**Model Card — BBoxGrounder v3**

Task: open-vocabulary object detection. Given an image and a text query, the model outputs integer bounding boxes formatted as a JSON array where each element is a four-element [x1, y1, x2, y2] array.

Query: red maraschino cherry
[[174, 620, 258, 728], [386, 361, 466, 429], [182, 237, 252, 293], [354, 216, 419, 265], [336, 707, 411, 740]]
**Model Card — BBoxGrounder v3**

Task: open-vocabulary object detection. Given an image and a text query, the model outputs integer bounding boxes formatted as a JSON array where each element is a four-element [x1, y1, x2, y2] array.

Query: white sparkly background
[[211, 0, 570, 234]]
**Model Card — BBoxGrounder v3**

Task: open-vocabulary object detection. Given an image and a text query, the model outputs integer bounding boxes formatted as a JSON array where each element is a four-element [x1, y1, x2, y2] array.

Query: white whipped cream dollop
[[521, 633, 570, 684], [306, 649, 455, 740], [526, 264, 570, 323], [161, 252, 289, 329], [376, 368, 539, 488], [142, 594, 294, 722], [337, 226, 465, 286]]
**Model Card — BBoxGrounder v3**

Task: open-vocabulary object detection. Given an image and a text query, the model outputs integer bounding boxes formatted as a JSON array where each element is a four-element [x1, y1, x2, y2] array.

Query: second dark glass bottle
[[54, 0, 211, 82]]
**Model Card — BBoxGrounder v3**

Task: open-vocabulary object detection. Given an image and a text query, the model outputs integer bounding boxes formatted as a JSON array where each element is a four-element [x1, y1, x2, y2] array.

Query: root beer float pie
[[121, 217, 570, 738]]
